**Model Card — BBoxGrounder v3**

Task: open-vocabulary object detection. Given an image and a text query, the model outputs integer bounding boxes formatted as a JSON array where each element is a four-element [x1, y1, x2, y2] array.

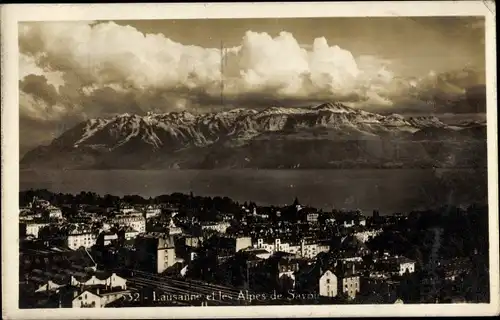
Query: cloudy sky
[[19, 17, 486, 153]]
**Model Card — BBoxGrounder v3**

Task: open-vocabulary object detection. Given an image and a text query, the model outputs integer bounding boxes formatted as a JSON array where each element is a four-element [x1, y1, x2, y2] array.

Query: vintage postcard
[[1, 1, 499, 318]]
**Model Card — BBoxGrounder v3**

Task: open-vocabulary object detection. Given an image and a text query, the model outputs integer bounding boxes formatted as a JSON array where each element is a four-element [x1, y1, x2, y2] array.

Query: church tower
[[293, 197, 302, 211]]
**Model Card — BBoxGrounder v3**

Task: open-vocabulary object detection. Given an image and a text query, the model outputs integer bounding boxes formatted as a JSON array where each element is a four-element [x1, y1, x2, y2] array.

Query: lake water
[[19, 169, 488, 214]]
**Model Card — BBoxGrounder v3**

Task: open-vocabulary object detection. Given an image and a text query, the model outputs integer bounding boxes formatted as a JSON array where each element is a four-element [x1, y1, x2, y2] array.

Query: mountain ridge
[[21, 102, 487, 170]]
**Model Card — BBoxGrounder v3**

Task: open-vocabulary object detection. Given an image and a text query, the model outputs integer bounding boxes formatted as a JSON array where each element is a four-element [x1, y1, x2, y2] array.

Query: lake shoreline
[[20, 169, 488, 214]]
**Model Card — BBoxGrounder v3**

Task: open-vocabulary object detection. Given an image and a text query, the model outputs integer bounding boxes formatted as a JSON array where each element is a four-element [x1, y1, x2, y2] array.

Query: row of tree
[[20, 189, 248, 214]]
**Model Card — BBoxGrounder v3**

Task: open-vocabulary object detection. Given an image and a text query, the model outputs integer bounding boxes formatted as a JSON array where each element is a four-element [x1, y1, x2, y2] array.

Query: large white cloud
[[19, 54, 65, 91], [19, 21, 398, 116], [19, 20, 484, 125]]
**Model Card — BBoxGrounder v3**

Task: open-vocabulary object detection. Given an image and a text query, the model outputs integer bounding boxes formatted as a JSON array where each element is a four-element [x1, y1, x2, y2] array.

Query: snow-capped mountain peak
[[311, 102, 354, 113], [21, 101, 485, 170], [60, 102, 452, 151]]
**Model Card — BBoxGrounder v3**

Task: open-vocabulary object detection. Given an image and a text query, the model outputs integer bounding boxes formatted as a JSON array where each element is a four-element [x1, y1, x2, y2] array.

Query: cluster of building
[[24, 195, 471, 308], [19, 198, 159, 250], [19, 242, 130, 308], [108, 199, 418, 303]]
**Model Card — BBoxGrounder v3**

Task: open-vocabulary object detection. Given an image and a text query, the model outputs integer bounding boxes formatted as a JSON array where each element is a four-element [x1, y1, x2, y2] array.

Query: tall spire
[[293, 197, 300, 207]]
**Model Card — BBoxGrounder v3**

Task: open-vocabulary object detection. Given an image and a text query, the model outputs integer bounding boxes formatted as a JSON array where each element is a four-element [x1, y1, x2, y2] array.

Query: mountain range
[[21, 102, 487, 170]]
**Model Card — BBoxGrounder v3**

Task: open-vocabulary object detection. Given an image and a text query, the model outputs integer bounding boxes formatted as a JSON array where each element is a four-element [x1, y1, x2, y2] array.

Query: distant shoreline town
[[19, 189, 489, 308]]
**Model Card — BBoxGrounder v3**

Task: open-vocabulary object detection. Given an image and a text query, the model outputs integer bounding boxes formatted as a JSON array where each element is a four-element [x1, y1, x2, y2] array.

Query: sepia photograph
[[2, 2, 499, 319]]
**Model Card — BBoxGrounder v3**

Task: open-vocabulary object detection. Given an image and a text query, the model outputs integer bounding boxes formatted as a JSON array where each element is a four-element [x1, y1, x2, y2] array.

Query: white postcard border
[[1, 1, 498, 318]]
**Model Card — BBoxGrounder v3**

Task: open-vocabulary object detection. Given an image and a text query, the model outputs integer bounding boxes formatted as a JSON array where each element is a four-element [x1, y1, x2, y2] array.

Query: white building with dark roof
[[135, 234, 177, 274], [120, 226, 139, 240], [201, 221, 230, 234], [112, 214, 146, 234], [48, 206, 63, 219], [376, 255, 416, 276], [23, 221, 50, 238], [70, 286, 130, 308], [255, 238, 330, 259], [35, 276, 69, 293], [67, 227, 97, 250], [145, 206, 162, 219], [71, 272, 127, 290]]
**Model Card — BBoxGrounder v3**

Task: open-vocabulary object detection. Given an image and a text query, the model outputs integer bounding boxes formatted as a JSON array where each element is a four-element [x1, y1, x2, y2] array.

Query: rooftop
[[379, 256, 415, 264], [121, 226, 139, 233]]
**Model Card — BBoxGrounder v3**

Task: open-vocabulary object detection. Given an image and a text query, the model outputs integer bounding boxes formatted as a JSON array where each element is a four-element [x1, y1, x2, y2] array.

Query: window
[[326, 279, 330, 284]]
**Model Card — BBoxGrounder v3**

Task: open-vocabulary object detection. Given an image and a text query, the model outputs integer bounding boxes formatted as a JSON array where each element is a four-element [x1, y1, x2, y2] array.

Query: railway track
[[120, 268, 250, 306]]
